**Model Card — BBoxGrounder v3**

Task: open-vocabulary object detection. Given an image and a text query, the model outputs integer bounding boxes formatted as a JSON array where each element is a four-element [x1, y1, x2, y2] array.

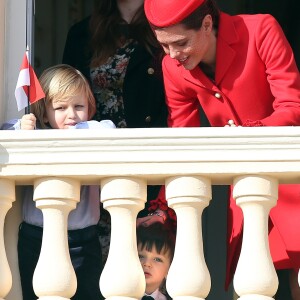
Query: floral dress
[[90, 39, 137, 264], [90, 39, 137, 128]]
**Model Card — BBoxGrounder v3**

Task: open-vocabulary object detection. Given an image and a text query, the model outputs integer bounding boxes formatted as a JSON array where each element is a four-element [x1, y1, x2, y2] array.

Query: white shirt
[[144, 289, 167, 300], [2, 119, 116, 229], [21, 185, 100, 229]]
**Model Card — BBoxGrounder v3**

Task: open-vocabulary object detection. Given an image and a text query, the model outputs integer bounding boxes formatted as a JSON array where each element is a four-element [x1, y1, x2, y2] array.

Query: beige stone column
[[32, 177, 80, 300], [0, 179, 15, 300], [166, 176, 212, 300], [100, 177, 147, 300], [233, 175, 278, 300]]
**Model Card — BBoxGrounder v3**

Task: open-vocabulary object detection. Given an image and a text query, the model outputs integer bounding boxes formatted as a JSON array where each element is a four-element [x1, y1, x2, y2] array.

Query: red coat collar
[[182, 12, 239, 86]]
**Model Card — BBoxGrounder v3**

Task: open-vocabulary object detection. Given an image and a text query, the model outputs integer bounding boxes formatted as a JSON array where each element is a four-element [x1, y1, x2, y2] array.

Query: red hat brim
[[145, 0, 205, 27]]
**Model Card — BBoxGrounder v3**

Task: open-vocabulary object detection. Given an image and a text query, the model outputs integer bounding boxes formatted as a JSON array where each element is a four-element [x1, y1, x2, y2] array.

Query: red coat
[[161, 12, 300, 288]]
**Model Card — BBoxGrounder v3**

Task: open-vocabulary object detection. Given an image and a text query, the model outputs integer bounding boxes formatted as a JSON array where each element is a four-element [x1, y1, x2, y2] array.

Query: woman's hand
[[224, 119, 240, 127], [21, 113, 36, 130]]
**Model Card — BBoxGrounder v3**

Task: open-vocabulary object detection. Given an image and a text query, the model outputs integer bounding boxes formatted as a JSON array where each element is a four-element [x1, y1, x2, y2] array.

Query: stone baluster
[[233, 175, 278, 300], [166, 176, 212, 300], [100, 177, 147, 300], [32, 177, 80, 300], [0, 179, 15, 300]]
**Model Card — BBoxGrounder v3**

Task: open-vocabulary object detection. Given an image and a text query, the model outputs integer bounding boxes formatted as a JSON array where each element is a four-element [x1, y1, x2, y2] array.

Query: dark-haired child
[[137, 222, 176, 300]]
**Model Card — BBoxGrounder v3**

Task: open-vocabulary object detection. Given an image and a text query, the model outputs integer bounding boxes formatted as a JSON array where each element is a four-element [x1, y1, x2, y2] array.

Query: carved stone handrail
[[0, 126, 300, 300], [1, 127, 300, 183]]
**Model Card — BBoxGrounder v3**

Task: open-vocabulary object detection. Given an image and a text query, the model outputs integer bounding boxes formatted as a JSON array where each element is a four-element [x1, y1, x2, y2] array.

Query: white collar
[[145, 288, 159, 299]]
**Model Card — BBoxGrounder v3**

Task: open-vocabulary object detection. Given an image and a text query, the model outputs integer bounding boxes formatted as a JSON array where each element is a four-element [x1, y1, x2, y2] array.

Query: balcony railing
[[1, 126, 300, 300]]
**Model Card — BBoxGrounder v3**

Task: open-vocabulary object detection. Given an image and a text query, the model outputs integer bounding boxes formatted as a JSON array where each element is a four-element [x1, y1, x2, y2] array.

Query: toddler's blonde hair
[[31, 64, 96, 128]]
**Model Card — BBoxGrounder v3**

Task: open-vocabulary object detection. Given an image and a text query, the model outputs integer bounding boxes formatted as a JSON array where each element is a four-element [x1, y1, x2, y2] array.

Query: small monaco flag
[[15, 49, 45, 111]]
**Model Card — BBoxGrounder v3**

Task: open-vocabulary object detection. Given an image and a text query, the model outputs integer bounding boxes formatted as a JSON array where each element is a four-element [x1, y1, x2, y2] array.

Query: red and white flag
[[15, 50, 45, 111]]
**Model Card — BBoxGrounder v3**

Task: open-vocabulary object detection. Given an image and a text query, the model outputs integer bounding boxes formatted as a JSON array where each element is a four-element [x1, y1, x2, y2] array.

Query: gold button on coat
[[147, 68, 154, 75], [214, 92, 221, 99], [145, 116, 151, 123]]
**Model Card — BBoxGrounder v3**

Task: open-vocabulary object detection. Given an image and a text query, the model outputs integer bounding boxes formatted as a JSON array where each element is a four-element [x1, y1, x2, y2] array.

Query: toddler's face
[[44, 91, 89, 129], [138, 243, 171, 294]]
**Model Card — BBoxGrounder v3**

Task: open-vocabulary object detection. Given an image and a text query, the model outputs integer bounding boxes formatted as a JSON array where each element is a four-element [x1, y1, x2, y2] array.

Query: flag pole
[[15, 0, 44, 112], [25, 0, 35, 114]]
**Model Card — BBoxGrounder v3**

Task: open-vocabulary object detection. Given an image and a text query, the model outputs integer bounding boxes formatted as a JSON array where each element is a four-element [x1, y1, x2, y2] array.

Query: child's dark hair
[[137, 222, 176, 260]]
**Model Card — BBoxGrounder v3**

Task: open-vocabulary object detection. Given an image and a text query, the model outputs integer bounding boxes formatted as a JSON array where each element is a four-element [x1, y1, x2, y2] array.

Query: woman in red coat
[[144, 0, 300, 298]]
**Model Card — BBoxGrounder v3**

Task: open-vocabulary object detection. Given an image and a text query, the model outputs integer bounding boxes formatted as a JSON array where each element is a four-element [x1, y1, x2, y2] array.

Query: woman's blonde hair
[[31, 64, 96, 128]]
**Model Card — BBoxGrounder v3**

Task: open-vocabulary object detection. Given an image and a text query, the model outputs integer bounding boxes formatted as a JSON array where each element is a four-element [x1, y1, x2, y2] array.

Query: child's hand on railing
[[21, 113, 36, 130]]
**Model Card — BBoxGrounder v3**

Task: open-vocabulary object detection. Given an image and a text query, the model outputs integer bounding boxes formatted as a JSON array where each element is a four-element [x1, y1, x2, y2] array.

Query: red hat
[[144, 0, 205, 27]]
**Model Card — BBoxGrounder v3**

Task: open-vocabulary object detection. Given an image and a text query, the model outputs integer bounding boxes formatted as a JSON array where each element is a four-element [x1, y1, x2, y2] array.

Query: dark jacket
[[62, 17, 168, 128]]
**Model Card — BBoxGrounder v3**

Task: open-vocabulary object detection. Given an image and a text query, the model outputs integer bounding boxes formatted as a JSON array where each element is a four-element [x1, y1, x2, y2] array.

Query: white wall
[[1, 0, 27, 124], [0, 0, 5, 124], [0, 2, 26, 299]]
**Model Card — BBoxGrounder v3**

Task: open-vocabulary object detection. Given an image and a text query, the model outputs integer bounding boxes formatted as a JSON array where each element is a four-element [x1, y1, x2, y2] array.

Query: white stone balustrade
[[0, 127, 300, 300], [33, 177, 80, 300], [166, 176, 212, 300], [100, 177, 147, 300], [0, 179, 15, 300], [233, 176, 279, 300]]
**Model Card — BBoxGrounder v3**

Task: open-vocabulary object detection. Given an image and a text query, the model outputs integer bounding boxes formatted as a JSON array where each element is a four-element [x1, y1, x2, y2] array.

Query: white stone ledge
[[0, 127, 300, 185]]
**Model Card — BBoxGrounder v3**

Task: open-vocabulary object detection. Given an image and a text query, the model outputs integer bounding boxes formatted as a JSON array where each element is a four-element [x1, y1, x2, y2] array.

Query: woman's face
[[154, 15, 215, 70]]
